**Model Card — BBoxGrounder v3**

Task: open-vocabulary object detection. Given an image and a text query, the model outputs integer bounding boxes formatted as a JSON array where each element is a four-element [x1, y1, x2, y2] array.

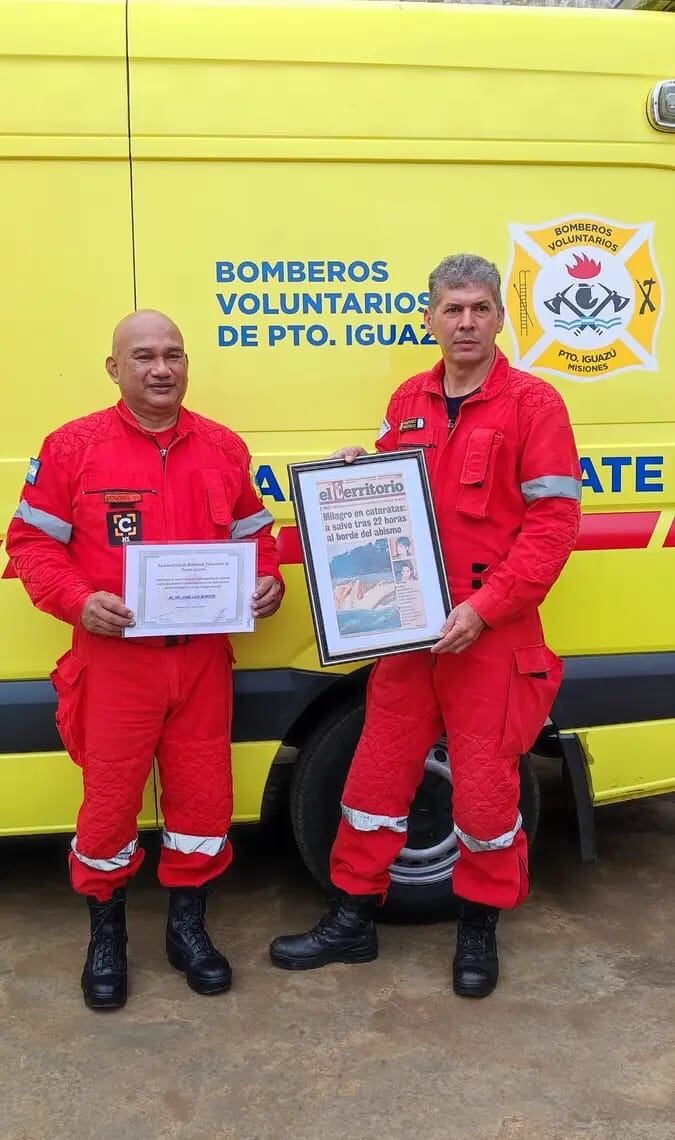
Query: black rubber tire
[[290, 699, 540, 923]]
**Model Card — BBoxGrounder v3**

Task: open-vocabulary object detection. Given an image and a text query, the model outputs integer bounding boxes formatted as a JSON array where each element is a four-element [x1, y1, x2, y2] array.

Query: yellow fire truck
[[1, 0, 673, 916]]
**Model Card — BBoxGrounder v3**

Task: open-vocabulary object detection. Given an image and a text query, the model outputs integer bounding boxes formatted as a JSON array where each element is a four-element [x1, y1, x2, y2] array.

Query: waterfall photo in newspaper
[[289, 451, 451, 665]]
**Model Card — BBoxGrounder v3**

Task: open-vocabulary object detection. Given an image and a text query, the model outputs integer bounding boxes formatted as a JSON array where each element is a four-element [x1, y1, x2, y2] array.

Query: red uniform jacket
[[376, 349, 581, 626], [7, 400, 282, 626]]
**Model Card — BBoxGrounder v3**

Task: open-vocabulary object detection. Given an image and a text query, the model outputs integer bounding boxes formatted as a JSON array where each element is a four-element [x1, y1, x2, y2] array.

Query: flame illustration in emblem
[[566, 253, 601, 279]]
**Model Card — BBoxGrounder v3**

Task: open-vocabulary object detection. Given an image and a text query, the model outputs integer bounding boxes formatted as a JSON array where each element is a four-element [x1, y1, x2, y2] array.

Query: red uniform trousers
[[52, 627, 234, 902], [330, 616, 562, 910]]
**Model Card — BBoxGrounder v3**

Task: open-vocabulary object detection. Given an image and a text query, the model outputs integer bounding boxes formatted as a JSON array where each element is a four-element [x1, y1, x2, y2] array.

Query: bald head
[[106, 309, 189, 429], [111, 309, 184, 357]]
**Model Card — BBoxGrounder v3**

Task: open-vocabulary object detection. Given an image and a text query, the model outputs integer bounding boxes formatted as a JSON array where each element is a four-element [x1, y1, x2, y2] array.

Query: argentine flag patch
[[25, 457, 41, 485]]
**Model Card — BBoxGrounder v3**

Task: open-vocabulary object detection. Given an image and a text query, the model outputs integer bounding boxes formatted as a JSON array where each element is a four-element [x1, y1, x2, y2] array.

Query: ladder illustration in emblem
[[512, 269, 534, 336]]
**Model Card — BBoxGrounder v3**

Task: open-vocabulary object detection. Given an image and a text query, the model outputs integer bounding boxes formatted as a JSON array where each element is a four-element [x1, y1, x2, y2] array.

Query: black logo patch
[[107, 510, 142, 545], [400, 417, 425, 432]]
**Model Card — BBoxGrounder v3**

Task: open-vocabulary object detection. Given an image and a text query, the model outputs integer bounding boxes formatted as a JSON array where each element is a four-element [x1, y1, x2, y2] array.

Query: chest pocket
[[203, 469, 233, 536], [396, 422, 440, 455], [77, 470, 159, 542], [455, 428, 503, 518]]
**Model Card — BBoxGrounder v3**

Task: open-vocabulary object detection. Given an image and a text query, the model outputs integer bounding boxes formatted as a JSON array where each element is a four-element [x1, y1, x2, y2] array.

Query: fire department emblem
[[505, 215, 663, 381]]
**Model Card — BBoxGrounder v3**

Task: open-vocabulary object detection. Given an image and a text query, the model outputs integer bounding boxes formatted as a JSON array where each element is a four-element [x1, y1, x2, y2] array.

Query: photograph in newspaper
[[290, 451, 451, 665], [318, 472, 426, 638]]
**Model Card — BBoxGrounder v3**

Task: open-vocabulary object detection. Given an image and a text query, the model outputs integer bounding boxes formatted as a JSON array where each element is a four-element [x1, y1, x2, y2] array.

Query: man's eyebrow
[[130, 343, 183, 355]]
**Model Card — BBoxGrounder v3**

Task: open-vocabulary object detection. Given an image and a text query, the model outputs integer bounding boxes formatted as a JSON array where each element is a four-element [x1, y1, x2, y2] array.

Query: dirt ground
[[1, 777, 673, 1140]]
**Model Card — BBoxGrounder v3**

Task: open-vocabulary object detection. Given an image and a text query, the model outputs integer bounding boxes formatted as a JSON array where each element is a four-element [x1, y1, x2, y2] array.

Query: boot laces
[[90, 897, 125, 972], [458, 912, 496, 957], [313, 898, 368, 938], [92, 934, 122, 972], [175, 904, 216, 958]]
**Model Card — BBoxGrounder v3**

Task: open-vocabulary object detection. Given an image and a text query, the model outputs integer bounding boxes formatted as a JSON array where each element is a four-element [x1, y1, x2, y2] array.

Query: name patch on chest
[[400, 418, 425, 432], [104, 492, 143, 505], [107, 510, 142, 545]]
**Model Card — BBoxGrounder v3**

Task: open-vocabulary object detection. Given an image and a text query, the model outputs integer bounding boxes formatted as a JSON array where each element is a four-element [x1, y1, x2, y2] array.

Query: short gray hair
[[428, 253, 503, 311]]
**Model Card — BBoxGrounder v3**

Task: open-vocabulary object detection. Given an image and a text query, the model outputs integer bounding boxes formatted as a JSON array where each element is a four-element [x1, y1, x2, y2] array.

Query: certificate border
[[289, 450, 452, 667], [122, 540, 256, 637]]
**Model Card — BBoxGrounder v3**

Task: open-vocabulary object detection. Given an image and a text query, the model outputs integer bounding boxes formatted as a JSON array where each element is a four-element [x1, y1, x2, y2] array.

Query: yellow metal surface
[[1, 1, 674, 836], [578, 721, 675, 804], [0, 752, 157, 836]]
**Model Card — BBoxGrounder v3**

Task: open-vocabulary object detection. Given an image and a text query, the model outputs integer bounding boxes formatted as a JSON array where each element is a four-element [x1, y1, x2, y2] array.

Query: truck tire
[[290, 699, 540, 922]]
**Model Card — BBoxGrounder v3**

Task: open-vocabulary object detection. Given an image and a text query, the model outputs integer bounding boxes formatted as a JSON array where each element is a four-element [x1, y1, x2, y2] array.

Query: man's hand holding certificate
[[123, 542, 258, 637]]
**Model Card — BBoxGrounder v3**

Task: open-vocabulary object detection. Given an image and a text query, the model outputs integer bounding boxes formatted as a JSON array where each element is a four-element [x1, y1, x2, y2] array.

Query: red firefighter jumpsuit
[[330, 349, 581, 909], [6, 400, 283, 901]]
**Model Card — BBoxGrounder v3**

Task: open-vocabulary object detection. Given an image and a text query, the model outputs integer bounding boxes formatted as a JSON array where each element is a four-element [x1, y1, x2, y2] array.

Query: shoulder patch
[[25, 457, 41, 485]]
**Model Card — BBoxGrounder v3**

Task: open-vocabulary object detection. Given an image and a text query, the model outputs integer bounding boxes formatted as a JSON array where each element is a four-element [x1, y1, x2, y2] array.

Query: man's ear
[[496, 307, 505, 334], [105, 356, 119, 384]]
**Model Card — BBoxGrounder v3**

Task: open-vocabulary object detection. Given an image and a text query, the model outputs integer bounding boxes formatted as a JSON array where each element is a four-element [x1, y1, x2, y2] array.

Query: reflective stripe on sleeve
[[70, 837, 138, 872], [13, 500, 72, 543], [521, 476, 582, 503], [341, 802, 407, 834], [162, 829, 228, 856], [230, 507, 275, 540], [377, 417, 391, 441], [454, 813, 522, 854]]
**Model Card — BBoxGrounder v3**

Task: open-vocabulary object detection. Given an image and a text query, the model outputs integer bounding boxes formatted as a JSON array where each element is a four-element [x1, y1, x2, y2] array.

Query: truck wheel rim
[[389, 739, 459, 888]]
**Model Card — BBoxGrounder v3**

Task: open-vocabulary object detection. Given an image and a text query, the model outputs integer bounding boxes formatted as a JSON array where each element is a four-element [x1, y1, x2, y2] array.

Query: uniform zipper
[[82, 487, 158, 496], [150, 434, 179, 535]]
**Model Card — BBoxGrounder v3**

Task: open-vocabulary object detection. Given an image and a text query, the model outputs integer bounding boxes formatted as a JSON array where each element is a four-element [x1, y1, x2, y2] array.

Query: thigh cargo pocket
[[50, 651, 87, 766], [500, 644, 563, 757]]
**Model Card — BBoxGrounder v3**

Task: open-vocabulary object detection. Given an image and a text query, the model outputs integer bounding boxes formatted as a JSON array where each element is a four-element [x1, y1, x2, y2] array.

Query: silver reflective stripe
[[454, 813, 522, 854], [162, 829, 228, 856], [341, 802, 407, 834], [377, 417, 391, 441], [70, 836, 138, 872], [230, 507, 275, 540], [14, 500, 72, 543], [521, 476, 582, 503]]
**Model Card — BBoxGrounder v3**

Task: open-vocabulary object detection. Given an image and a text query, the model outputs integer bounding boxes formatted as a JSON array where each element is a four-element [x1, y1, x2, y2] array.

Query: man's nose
[[152, 358, 172, 377], [458, 308, 475, 329]]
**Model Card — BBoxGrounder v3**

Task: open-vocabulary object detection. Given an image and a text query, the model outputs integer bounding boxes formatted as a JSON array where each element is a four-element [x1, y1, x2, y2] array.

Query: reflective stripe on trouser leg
[[340, 804, 407, 834], [71, 836, 139, 871], [331, 651, 444, 896], [162, 829, 228, 857], [454, 812, 522, 853], [69, 835, 146, 900], [453, 827, 529, 911]]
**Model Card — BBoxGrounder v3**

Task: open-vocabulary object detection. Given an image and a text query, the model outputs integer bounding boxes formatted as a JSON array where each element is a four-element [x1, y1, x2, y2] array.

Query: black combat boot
[[452, 900, 500, 998], [166, 887, 232, 995], [269, 893, 380, 970], [81, 889, 128, 1010]]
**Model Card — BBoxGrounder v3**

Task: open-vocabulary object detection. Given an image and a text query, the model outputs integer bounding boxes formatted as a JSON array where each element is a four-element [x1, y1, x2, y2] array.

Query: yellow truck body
[[1, 0, 673, 912]]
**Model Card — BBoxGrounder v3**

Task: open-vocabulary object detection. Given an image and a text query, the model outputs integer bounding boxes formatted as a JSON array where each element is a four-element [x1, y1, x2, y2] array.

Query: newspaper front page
[[317, 470, 427, 638]]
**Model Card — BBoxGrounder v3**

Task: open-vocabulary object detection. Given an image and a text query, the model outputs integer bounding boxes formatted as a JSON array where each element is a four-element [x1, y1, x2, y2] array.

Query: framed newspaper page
[[289, 450, 451, 666]]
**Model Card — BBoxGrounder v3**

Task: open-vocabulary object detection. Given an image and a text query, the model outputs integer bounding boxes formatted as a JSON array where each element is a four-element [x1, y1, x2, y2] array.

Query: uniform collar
[[115, 398, 193, 437], [422, 347, 511, 400]]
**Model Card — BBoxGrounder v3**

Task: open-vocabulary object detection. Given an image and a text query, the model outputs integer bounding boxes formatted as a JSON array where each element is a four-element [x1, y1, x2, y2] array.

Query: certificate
[[289, 450, 451, 666], [122, 542, 257, 637]]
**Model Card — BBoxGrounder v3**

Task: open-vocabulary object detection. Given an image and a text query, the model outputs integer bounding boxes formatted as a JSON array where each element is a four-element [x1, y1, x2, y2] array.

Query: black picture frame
[[288, 449, 452, 666]]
